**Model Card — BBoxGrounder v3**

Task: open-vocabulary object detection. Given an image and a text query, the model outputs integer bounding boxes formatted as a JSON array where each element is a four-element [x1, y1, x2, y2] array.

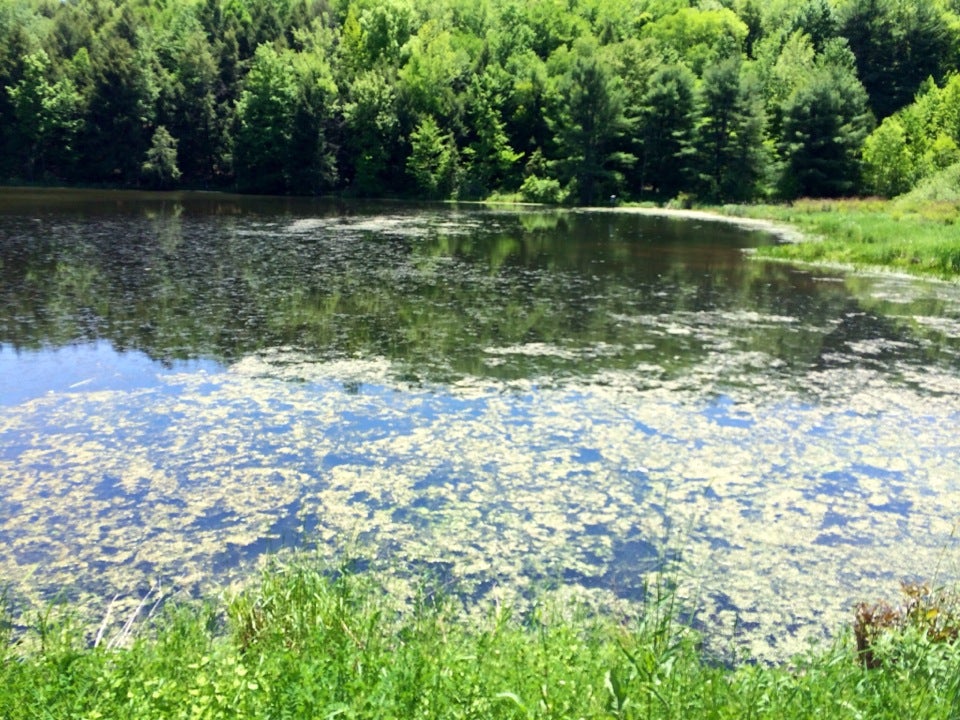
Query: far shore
[[6, 185, 958, 280], [579, 204, 808, 244]]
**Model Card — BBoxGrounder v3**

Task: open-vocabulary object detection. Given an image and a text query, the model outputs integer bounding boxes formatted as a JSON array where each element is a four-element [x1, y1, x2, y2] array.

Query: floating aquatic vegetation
[[1, 347, 959, 660], [2, 198, 960, 661], [283, 212, 503, 239]]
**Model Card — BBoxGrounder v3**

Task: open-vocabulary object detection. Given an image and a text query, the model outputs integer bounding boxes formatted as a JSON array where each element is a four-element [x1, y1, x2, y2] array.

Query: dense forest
[[2, 0, 960, 203]]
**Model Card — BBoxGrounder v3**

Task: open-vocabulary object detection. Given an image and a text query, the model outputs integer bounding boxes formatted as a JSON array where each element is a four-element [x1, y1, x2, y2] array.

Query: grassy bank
[[725, 198, 960, 280], [2, 561, 959, 719]]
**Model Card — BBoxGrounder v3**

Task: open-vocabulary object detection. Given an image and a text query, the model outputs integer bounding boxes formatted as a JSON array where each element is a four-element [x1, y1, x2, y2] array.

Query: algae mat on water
[[1, 343, 958, 661], [2, 197, 960, 662]]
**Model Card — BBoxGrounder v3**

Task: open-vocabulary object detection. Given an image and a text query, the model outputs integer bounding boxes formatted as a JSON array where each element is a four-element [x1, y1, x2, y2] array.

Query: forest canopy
[[2, 0, 959, 203]]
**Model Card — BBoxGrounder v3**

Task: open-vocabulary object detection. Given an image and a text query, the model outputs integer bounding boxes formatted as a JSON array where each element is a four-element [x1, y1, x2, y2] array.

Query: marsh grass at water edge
[[2, 561, 960, 719], [735, 198, 960, 279]]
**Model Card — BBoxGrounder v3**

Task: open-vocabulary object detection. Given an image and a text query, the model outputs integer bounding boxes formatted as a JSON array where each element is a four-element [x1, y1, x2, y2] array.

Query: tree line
[[2, 0, 959, 203]]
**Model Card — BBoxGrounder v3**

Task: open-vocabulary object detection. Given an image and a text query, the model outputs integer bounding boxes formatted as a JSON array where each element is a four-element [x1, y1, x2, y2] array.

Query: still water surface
[[2, 189, 959, 659]]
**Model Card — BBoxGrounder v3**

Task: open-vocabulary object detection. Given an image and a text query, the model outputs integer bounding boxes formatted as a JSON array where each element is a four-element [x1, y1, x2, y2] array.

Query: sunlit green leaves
[[1, 0, 957, 199], [862, 116, 915, 197], [694, 55, 768, 202], [234, 41, 339, 193], [5, 560, 960, 718], [640, 6, 749, 75], [6, 48, 82, 179], [141, 125, 182, 188], [233, 44, 298, 192]]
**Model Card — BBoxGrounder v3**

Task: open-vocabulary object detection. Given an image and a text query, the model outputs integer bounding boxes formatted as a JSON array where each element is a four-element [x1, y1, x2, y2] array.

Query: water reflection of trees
[[1, 193, 948, 386]]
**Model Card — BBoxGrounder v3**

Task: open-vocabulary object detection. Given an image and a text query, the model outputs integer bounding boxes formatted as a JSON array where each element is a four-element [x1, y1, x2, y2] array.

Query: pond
[[1, 188, 959, 660]]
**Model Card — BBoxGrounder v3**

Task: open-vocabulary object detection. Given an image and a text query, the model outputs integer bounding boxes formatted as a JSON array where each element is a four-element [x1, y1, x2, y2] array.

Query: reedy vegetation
[[2, 561, 960, 719], [734, 195, 960, 278], [2, 0, 960, 203]]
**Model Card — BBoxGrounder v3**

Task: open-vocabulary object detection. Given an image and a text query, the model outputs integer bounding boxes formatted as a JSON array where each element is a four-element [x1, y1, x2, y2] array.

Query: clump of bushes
[[519, 175, 565, 204]]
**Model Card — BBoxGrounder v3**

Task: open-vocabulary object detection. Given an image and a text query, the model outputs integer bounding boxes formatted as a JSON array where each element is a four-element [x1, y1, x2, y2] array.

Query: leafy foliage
[[636, 63, 697, 199], [839, 0, 955, 121], [854, 582, 960, 669], [1, 0, 959, 200], [407, 114, 460, 198], [233, 44, 298, 192], [862, 74, 960, 197]]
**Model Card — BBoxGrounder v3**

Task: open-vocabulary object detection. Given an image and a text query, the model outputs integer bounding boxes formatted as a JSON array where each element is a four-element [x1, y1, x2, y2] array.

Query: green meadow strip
[[726, 199, 960, 280], [2, 561, 960, 719]]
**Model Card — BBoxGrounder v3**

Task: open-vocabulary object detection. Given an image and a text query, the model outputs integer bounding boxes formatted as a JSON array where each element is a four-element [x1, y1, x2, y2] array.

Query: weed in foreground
[[855, 582, 960, 669], [3, 563, 960, 718]]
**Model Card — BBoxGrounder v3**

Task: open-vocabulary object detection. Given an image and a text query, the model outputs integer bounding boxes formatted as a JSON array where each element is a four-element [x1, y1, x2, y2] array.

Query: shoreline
[[586, 204, 960, 283], [6, 185, 957, 281], [577, 204, 809, 244]]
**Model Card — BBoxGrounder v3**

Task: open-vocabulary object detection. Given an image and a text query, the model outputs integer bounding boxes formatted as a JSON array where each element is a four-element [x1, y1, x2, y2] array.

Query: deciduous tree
[[233, 43, 297, 192], [6, 49, 82, 180], [342, 68, 401, 195]]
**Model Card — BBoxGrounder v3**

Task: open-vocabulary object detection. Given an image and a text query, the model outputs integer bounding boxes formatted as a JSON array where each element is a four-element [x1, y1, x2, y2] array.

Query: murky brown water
[[1, 188, 959, 659]]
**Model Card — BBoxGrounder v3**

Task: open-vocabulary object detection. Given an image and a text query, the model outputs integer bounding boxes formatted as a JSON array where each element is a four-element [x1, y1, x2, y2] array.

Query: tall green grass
[[729, 199, 960, 280], [2, 559, 960, 718]]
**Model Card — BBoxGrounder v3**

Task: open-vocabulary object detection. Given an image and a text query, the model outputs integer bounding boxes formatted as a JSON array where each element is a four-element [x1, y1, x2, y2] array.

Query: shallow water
[[1, 189, 959, 659]]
